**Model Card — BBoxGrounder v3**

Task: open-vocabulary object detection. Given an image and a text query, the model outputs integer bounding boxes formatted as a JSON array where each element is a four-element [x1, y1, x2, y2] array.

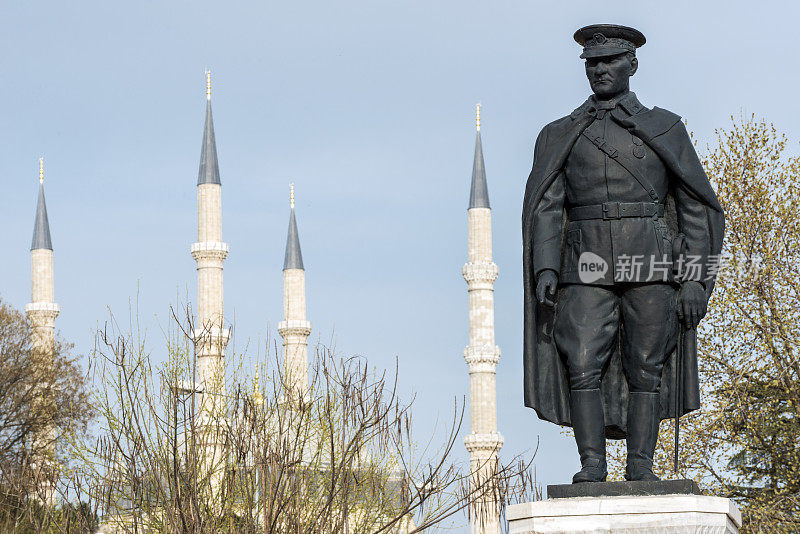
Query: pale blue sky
[[1, 0, 797, 526]]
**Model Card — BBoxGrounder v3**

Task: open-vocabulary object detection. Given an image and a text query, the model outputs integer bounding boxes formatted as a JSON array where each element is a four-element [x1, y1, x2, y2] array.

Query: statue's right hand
[[536, 269, 558, 307]]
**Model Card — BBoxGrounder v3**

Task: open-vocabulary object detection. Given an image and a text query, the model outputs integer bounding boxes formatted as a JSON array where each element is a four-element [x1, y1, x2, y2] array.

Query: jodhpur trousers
[[554, 283, 678, 393]]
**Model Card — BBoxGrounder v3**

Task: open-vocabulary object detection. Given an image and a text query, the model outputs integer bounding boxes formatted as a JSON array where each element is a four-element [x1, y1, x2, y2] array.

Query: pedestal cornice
[[507, 494, 742, 534]]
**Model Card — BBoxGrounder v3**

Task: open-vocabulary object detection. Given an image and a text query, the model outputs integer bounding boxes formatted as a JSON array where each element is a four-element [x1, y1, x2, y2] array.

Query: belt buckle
[[602, 201, 621, 220]]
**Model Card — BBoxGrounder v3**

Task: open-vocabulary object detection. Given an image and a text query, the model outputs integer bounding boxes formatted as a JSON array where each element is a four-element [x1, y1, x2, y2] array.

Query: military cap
[[574, 24, 646, 59]]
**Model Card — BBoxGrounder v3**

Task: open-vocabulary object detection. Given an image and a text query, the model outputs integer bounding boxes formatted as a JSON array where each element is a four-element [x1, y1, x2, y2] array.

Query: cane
[[672, 233, 688, 475], [674, 325, 682, 474], [674, 325, 696, 474]]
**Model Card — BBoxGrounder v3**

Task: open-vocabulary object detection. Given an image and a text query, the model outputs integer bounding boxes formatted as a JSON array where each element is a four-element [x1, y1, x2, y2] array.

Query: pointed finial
[[476, 102, 481, 132], [206, 69, 211, 101], [38, 157, 44, 184], [290, 183, 295, 209]]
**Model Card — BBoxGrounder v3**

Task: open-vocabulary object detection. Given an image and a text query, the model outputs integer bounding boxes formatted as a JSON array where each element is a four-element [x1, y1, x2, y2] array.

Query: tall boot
[[570, 389, 607, 483], [625, 391, 661, 481]]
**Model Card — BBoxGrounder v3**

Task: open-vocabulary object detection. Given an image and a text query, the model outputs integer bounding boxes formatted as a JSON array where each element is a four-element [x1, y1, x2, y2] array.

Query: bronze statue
[[522, 24, 725, 483]]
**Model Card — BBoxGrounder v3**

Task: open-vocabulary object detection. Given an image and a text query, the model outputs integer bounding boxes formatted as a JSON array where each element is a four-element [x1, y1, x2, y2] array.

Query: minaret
[[277, 184, 312, 395], [190, 72, 229, 500], [27, 158, 59, 349], [191, 70, 229, 399], [26, 157, 59, 504], [462, 104, 503, 534]]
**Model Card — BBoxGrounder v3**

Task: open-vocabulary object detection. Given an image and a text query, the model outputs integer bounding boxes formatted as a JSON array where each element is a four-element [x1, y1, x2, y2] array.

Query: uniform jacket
[[532, 92, 711, 286], [522, 94, 725, 438]]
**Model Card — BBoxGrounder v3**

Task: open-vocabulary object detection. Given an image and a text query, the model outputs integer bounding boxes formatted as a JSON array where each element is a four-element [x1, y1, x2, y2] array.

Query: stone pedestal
[[507, 481, 741, 534]]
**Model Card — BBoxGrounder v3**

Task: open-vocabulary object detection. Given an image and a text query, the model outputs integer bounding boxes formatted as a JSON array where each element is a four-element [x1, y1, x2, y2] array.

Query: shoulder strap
[[580, 129, 660, 203]]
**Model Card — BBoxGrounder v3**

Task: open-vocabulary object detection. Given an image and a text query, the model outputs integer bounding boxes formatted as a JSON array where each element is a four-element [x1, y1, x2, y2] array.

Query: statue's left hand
[[676, 281, 707, 330]]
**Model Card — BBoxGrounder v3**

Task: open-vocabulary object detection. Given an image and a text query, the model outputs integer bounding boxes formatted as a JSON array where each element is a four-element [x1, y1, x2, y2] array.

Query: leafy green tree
[[0, 297, 94, 532]]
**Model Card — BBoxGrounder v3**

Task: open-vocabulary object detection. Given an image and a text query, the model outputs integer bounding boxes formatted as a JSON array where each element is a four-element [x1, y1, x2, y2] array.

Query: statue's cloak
[[522, 101, 725, 438]]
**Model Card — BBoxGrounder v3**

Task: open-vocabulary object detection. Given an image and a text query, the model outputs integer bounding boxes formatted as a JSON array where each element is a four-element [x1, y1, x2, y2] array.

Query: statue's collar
[[571, 91, 646, 119]]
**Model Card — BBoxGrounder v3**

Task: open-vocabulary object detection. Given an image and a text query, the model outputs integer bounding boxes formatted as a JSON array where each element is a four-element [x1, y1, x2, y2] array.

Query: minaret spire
[[26, 156, 60, 504], [283, 184, 304, 270], [279, 184, 311, 395], [469, 103, 490, 209], [198, 70, 220, 186], [462, 105, 503, 534], [32, 158, 53, 251]]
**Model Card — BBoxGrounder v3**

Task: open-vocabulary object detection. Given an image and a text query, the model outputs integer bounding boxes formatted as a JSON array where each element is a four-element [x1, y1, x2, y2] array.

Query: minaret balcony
[[191, 326, 231, 356], [463, 432, 504, 455], [278, 319, 312, 337], [25, 302, 60, 318], [463, 345, 501, 373], [462, 261, 498, 287], [191, 241, 229, 261]]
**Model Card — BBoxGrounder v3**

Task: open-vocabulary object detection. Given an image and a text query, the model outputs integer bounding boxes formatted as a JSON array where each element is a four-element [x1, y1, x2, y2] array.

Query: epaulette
[[569, 99, 593, 120]]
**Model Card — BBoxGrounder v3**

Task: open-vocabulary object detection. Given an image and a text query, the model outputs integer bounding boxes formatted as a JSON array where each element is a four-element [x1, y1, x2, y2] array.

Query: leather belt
[[567, 201, 664, 221]]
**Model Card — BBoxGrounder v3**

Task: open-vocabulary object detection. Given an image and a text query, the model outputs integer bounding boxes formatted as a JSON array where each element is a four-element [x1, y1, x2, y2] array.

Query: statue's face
[[585, 53, 637, 99]]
